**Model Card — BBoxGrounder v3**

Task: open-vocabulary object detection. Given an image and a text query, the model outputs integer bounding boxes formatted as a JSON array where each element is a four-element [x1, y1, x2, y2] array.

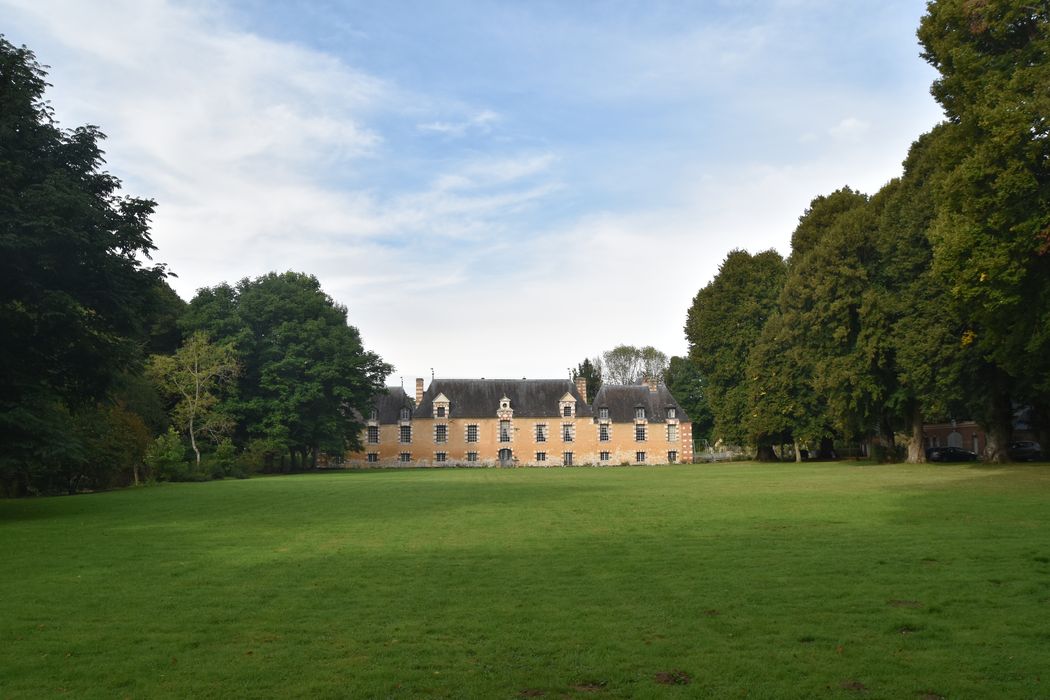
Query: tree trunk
[[755, 443, 779, 462], [907, 402, 926, 464], [793, 438, 802, 463], [819, 436, 837, 460], [877, 414, 896, 463], [982, 390, 1013, 463], [189, 414, 201, 467]]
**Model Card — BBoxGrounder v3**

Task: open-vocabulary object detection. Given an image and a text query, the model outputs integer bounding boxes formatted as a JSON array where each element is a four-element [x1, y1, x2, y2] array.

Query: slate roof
[[590, 383, 689, 424], [372, 386, 414, 424], [414, 379, 593, 419]]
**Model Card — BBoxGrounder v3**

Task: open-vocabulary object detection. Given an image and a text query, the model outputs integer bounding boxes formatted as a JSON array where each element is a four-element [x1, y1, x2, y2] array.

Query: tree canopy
[[183, 272, 392, 469], [0, 38, 173, 494]]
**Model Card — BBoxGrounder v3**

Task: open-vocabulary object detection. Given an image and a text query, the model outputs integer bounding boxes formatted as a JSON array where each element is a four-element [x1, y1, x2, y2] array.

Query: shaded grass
[[2, 462, 1050, 698]]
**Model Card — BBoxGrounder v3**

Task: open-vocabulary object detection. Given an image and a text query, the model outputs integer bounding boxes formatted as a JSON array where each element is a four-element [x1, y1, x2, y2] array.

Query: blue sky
[[3, 0, 944, 383]]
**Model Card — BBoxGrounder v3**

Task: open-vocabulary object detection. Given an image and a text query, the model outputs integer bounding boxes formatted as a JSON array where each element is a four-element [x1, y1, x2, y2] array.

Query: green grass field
[[2, 463, 1049, 699]]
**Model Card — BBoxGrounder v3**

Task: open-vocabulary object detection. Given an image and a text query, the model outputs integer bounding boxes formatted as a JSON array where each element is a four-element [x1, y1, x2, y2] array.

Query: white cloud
[[829, 116, 872, 141], [1, 0, 946, 381], [1, 0, 558, 303], [417, 109, 501, 137]]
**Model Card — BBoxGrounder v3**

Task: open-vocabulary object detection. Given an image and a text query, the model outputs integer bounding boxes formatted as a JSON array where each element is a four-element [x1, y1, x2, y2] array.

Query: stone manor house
[[346, 376, 693, 467]]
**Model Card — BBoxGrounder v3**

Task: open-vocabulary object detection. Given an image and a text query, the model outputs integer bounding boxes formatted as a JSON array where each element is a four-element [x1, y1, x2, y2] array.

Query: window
[[500, 420, 512, 442], [667, 450, 678, 464], [563, 452, 573, 466], [667, 407, 676, 419], [367, 426, 379, 444], [435, 452, 447, 462], [369, 409, 377, 421], [535, 424, 547, 442], [399, 452, 411, 463], [563, 404, 572, 417], [467, 424, 479, 443], [599, 425, 610, 442], [636, 451, 646, 463], [367, 452, 378, 463], [400, 425, 412, 443], [635, 407, 646, 420], [600, 451, 610, 462], [467, 451, 478, 462], [436, 405, 446, 417], [598, 407, 609, 420], [400, 407, 411, 421], [562, 423, 574, 442], [667, 424, 678, 442], [536, 452, 546, 462], [635, 425, 646, 442], [435, 424, 447, 443]]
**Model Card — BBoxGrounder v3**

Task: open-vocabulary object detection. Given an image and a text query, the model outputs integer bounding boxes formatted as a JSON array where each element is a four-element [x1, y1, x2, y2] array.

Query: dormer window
[[432, 392, 450, 419], [667, 407, 676, 419], [369, 409, 377, 421], [635, 407, 646, 420], [400, 407, 411, 421], [558, 392, 576, 419], [501, 400, 509, 409], [598, 407, 609, 420]]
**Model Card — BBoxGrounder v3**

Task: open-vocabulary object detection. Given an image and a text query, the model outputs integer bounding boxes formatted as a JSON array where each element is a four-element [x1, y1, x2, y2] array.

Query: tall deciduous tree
[[0, 38, 168, 495], [685, 249, 786, 457], [184, 272, 392, 468], [918, 1, 1050, 460], [149, 332, 239, 467], [600, 345, 668, 385]]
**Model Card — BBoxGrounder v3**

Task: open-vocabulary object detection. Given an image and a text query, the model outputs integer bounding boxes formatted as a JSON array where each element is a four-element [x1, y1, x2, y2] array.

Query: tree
[[601, 345, 668, 385], [685, 249, 786, 457], [572, 357, 603, 400], [918, 1, 1050, 460], [602, 345, 643, 385], [0, 38, 168, 495], [664, 356, 714, 444], [184, 272, 392, 468], [639, 346, 669, 383], [149, 332, 239, 467]]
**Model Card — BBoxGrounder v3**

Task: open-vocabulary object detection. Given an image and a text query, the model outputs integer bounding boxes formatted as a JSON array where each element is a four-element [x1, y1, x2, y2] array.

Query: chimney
[[645, 376, 658, 393], [575, 376, 588, 404], [415, 377, 424, 406]]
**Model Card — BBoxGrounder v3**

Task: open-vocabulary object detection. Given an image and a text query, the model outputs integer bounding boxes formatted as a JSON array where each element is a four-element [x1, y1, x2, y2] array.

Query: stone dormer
[[558, 392, 577, 419], [432, 392, 450, 419], [496, 395, 514, 420], [665, 405, 679, 424]]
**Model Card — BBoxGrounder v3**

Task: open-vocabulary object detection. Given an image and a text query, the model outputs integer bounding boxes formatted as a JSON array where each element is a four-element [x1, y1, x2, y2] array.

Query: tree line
[[684, 1, 1049, 463], [0, 38, 390, 495]]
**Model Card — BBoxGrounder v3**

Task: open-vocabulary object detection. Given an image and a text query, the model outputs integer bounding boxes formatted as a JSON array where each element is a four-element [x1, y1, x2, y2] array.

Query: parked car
[[1008, 441, 1043, 462], [926, 446, 978, 462]]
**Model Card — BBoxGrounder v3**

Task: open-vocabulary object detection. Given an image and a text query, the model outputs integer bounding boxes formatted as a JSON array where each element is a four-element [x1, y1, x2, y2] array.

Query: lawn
[[2, 462, 1049, 699]]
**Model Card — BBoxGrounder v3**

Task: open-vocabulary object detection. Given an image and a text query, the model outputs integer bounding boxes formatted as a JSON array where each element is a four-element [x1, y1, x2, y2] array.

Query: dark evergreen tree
[[572, 358, 602, 401]]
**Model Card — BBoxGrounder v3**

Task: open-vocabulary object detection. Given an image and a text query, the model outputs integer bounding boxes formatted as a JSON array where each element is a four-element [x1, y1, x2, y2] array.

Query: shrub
[[205, 439, 237, 479], [144, 428, 191, 482]]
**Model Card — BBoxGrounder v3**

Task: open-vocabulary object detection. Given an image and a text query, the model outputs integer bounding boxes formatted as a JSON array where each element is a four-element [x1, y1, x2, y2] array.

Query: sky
[[3, 0, 945, 384]]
